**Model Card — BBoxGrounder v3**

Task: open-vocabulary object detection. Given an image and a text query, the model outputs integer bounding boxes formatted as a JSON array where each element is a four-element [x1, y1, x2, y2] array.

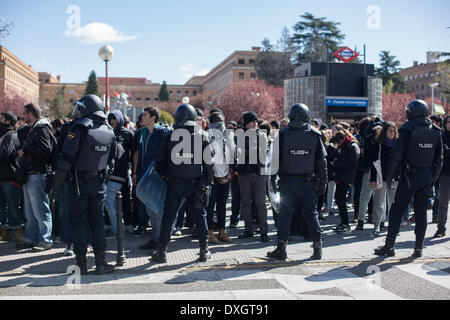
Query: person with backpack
[[16, 103, 56, 252], [105, 110, 134, 238], [135, 107, 171, 252]]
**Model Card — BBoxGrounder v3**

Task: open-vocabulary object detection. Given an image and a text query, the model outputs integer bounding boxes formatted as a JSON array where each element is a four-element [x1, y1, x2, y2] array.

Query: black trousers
[[159, 178, 208, 249], [335, 182, 351, 226], [68, 178, 107, 256], [230, 176, 241, 225], [388, 170, 433, 242]]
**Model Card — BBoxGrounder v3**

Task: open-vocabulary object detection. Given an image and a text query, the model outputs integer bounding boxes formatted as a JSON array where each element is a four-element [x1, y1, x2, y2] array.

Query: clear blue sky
[[1, 0, 449, 85]]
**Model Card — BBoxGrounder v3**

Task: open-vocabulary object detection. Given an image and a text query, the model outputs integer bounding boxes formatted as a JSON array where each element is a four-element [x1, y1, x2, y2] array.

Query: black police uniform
[[267, 104, 327, 261], [53, 95, 117, 274], [376, 100, 443, 258], [152, 104, 214, 263]]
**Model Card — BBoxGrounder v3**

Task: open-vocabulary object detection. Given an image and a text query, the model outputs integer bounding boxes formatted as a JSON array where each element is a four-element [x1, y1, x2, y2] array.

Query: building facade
[[0, 46, 39, 104], [400, 52, 447, 100]]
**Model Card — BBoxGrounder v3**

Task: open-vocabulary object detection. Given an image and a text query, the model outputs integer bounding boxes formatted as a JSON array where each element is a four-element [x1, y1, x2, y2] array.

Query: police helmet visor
[[73, 100, 86, 118]]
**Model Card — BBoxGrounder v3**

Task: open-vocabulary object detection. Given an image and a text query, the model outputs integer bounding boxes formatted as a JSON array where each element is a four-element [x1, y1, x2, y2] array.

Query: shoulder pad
[[73, 118, 94, 129], [310, 126, 322, 136], [399, 120, 415, 132], [432, 124, 442, 132]]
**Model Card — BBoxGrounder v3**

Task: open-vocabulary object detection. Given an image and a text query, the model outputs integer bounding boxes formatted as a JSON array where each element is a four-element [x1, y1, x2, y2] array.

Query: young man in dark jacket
[[16, 104, 56, 252], [0, 111, 23, 243], [105, 110, 134, 236]]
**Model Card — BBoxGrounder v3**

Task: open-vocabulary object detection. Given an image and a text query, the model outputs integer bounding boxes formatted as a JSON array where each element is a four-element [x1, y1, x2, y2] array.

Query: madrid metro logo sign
[[333, 47, 359, 63]]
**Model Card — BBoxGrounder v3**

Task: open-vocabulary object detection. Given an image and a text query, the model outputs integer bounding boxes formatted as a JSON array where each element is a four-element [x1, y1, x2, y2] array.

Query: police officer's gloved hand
[[52, 169, 68, 200]]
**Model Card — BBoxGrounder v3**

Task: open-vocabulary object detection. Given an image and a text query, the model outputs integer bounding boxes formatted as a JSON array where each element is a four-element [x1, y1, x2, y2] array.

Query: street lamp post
[[430, 83, 439, 115], [99, 45, 115, 113]]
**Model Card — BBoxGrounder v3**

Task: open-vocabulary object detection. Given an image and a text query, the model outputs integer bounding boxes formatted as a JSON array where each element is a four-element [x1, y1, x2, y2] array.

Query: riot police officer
[[52, 94, 117, 275], [152, 104, 214, 263], [267, 103, 327, 261], [375, 100, 443, 258]]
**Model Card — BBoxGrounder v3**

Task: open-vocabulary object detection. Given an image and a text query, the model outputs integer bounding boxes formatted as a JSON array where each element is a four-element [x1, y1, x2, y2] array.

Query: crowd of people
[[0, 98, 448, 271]]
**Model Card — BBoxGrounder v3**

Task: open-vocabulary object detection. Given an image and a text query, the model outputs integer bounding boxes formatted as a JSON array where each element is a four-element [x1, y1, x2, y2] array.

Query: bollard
[[115, 191, 126, 266]]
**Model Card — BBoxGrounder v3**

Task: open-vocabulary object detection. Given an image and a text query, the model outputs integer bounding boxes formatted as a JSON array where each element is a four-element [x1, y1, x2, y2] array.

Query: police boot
[[374, 236, 396, 257], [151, 244, 167, 263], [413, 239, 424, 258], [311, 240, 322, 260], [267, 241, 287, 261], [199, 241, 211, 262], [94, 252, 115, 275], [75, 254, 88, 275]]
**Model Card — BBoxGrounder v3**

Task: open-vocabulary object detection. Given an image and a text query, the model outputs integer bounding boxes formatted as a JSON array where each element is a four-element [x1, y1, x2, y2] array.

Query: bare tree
[[0, 19, 14, 39]]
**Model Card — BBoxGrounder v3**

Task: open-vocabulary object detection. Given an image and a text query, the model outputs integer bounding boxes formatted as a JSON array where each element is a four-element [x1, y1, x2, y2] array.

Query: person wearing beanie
[[106, 110, 135, 236], [234, 111, 270, 243], [0, 111, 23, 243]]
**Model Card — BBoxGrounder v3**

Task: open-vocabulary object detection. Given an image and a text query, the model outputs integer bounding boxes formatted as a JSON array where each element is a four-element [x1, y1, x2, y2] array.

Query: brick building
[[0, 46, 39, 104], [400, 52, 447, 100]]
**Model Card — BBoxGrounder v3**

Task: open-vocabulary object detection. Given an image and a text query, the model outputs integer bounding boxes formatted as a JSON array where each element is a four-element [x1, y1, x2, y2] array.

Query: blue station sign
[[325, 97, 369, 108]]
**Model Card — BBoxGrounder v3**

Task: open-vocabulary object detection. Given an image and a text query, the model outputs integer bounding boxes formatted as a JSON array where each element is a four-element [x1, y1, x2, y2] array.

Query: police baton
[[115, 191, 126, 266]]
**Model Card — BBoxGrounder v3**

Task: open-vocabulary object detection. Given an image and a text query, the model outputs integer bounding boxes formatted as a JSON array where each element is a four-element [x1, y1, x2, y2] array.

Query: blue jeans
[[23, 174, 52, 244], [105, 181, 123, 235], [145, 206, 162, 241], [0, 181, 23, 230]]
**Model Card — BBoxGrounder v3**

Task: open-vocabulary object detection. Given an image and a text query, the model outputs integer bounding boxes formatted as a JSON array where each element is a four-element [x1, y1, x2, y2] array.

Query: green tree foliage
[[292, 12, 345, 64], [159, 110, 174, 124], [158, 81, 170, 102], [375, 50, 407, 93], [85, 71, 99, 96], [256, 29, 295, 86], [46, 85, 71, 119]]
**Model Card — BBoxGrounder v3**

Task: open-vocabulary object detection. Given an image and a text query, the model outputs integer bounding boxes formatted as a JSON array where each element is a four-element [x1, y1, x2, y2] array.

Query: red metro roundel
[[333, 47, 359, 63]]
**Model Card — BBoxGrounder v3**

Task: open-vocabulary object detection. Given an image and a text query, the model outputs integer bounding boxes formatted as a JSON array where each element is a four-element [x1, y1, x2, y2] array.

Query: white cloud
[[178, 63, 209, 79], [178, 63, 193, 72], [195, 69, 209, 76], [65, 22, 137, 44]]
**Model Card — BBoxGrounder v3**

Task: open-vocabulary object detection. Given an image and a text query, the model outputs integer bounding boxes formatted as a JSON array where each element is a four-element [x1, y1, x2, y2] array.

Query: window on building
[[45, 79, 49, 83], [193, 91, 197, 96], [249, 59, 256, 65], [177, 90, 181, 96], [250, 73, 256, 79], [44, 89, 49, 94], [185, 91, 189, 96], [53, 89, 58, 94], [69, 89, 74, 94], [239, 72, 245, 79], [169, 91, 173, 96], [154, 98, 159, 101], [145, 98, 151, 101], [238, 59, 245, 64], [136, 98, 142, 101], [421, 84, 424, 90]]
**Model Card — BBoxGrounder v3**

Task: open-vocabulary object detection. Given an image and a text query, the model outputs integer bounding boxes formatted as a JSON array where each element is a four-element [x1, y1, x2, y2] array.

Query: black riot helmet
[[73, 94, 106, 119], [288, 103, 311, 124], [406, 99, 429, 120], [174, 104, 197, 127]]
